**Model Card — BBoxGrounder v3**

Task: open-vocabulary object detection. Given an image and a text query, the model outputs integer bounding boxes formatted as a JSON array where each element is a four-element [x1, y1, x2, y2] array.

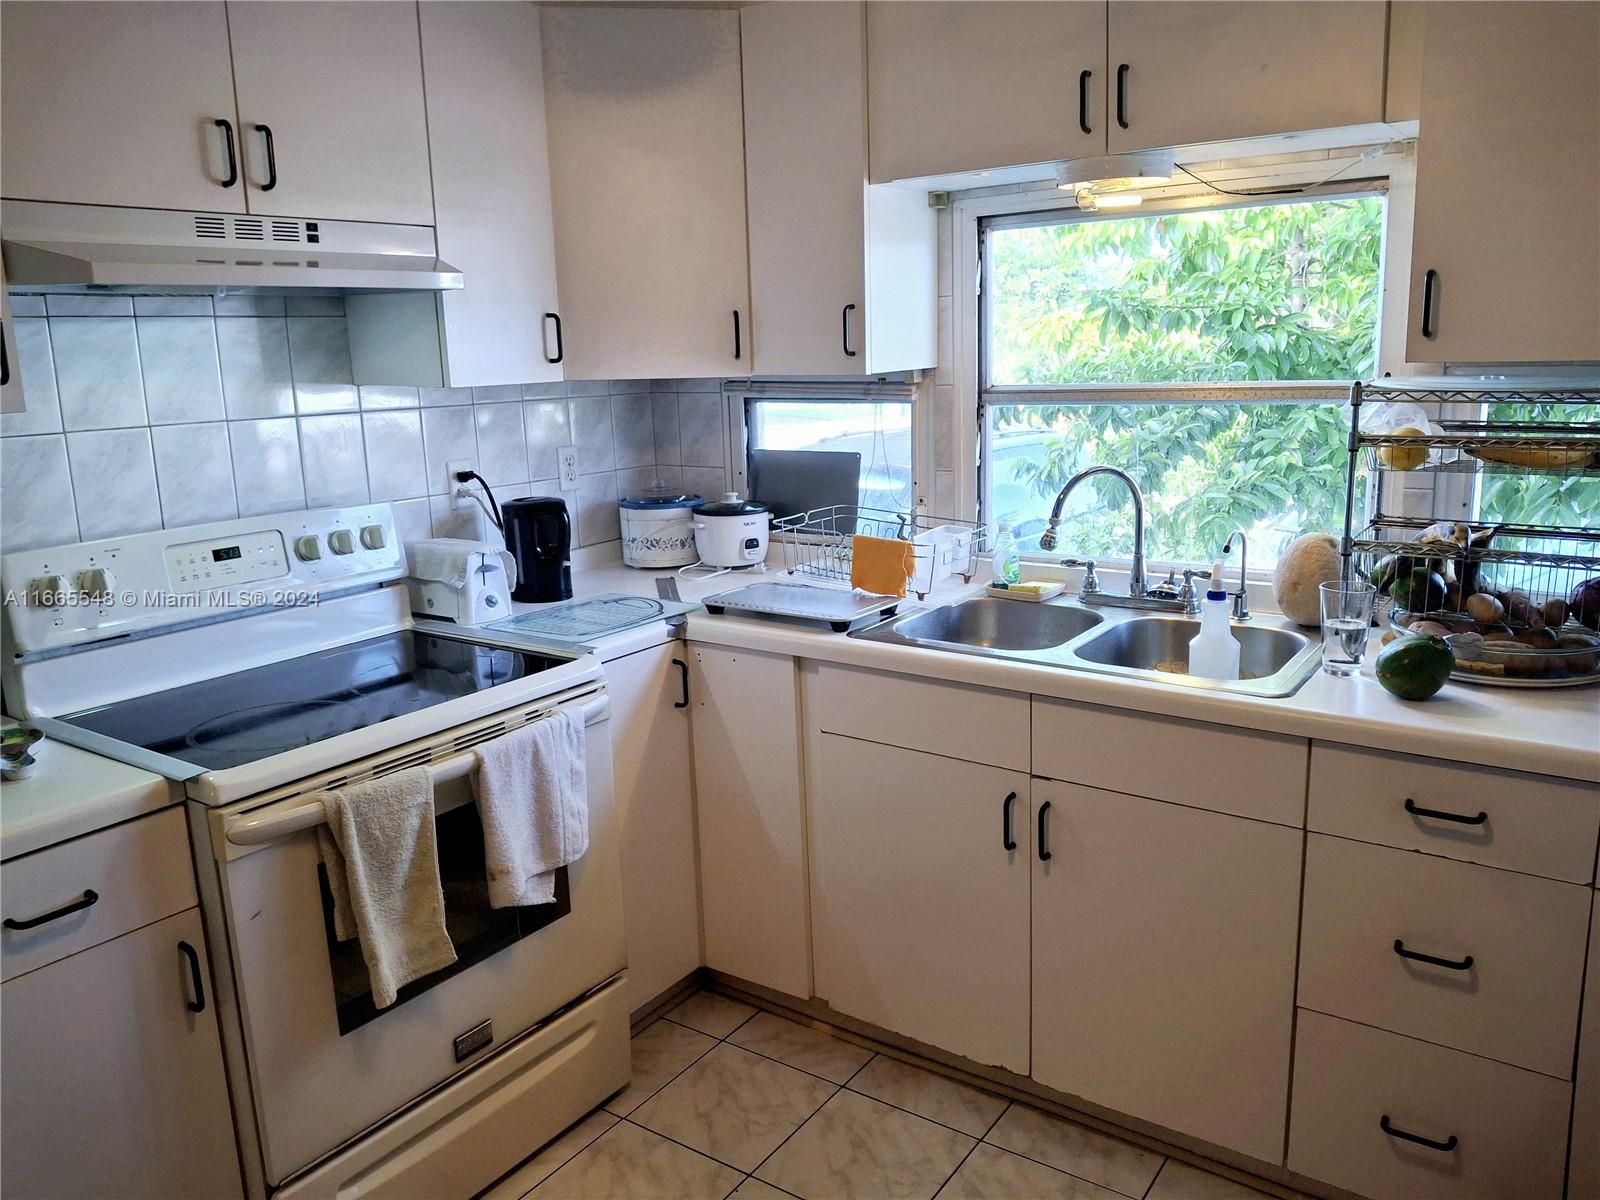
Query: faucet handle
[[1060, 558, 1100, 594], [1178, 568, 1204, 615]]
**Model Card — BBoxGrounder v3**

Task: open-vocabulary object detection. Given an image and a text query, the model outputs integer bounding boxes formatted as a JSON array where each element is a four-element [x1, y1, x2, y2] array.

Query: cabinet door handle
[[544, 312, 564, 365], [214, 117, 239, 188], [178, 940, 207, 1013], [1404, 797, 1487, 826], [1078, 70, 1092, 135], [1115, 63, 1130, 130], [842, 303, 857, 358], [1380, 1114, 1457, 1153], [1002, 791, 1017, 852], [1, 321, 9, 386], [671, 657, 689, 709], [1420, 268, 1438, 339], [732, 310, 742, 361], [1037, 800, 1052, 861], [254, 123, 278, 192], [1393, 939, 1474, 972], [3, 888, 99, 931]]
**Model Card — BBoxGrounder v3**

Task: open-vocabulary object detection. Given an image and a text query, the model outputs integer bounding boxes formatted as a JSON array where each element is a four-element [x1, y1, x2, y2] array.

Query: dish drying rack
[[773, 505, 987, 600], [1340, 380, 1600, 686]]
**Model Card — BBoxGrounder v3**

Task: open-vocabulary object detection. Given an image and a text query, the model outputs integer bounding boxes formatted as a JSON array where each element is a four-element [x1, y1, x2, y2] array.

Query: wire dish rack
[[1340, 381, 1600, 687], [773, 506, 987, 600]]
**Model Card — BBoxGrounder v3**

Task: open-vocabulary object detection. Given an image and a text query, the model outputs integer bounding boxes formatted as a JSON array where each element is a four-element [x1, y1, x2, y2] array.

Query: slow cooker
[[619, 488, 701, 568], [692, 493, 770, 568]]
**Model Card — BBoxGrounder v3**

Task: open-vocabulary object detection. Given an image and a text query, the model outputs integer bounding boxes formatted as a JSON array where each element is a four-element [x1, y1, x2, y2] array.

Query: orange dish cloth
[[850, 534, 915, 598]]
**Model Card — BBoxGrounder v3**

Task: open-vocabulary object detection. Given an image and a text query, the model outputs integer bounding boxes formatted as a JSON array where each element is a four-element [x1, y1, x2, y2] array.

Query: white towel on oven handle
[[471, 709, 588, 908], [316, 765, 458, 1009]]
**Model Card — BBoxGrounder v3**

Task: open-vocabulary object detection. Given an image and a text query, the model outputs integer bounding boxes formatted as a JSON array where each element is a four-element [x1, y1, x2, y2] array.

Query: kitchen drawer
[[1288, 1009, 1570, 1200], [1300, 834, 1590, 1079], [1031, 698, 1306, 825], [809, 662, 1028, 770], [1, 806, 195, 981], [1308, 742, 1600, 883]]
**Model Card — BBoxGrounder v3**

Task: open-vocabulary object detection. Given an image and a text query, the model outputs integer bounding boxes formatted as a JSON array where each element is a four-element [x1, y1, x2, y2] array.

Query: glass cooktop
[[59, 630, 567, 772]]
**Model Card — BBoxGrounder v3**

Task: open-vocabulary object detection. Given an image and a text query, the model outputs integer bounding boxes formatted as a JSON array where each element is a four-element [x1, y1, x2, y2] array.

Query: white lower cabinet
[[1288, 1009, 1571, 1200], [1, 906, 241, 1199], [605, 642, 701, 1013], [1029, 780, 1300, 1164], [809, 732, 1030, 1073], [1571, 895, 1600, 1200], [691, 645, 809, 997]]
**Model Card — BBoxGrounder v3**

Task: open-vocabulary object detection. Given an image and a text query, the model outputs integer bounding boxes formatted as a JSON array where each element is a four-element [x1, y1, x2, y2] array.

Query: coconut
[[1273, 533, 1343, 627]]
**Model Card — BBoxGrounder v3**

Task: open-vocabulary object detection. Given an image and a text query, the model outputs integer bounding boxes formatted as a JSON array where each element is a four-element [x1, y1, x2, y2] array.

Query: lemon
[[1377, 426, 1428, 470]]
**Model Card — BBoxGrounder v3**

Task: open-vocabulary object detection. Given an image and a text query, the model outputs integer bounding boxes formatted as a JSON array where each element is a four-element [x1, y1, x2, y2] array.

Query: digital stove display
[[211, 545, 243, 562], [59, 631, 568, 771]]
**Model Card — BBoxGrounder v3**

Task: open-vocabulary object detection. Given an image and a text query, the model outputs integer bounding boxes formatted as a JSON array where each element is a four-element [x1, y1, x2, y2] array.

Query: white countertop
[[1, 730, 177, 861]]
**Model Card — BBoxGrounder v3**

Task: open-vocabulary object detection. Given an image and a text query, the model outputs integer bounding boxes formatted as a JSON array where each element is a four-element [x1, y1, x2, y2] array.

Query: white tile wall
[[0, 296, 730, 552]]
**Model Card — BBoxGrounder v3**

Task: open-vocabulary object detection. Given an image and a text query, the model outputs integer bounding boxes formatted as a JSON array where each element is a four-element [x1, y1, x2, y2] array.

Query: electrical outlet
[[446, 459, 472, 510], [558, 446, 579, 490]]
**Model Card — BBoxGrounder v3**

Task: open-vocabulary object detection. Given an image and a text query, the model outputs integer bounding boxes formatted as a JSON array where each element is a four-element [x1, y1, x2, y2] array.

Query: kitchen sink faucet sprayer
[[1039, 466, 1147, 599]]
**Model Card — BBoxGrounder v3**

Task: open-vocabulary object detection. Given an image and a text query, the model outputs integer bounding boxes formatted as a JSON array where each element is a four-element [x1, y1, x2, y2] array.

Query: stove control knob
[[328, 529, 356, 555], [27, 574, 68, 606], [74, 567, 114, 595], [294, 535, 323, 562], [360, 524, 387, 551]]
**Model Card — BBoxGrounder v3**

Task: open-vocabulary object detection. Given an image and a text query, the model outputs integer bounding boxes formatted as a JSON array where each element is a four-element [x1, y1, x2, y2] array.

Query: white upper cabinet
[[742, 2, 935, 375], [227, 1, 434, 225], [1407, 2, 1600, 363], [0, 1, 246, 212], [541, 6, 751, 380], [866, 1, 1107, 183], [1105, 2, 1388, 154], [417, 1, 562, 387]]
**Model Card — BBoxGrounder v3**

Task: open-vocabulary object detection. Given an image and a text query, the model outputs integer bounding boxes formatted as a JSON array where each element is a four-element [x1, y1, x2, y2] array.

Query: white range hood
[[1, 200, 462, 292]]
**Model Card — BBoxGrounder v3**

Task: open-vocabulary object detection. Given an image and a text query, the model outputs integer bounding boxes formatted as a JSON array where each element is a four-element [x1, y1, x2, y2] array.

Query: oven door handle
[[224, 695, 609, 848]]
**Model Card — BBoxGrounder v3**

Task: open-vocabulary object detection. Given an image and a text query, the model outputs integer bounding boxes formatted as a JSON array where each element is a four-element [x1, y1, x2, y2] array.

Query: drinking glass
[[1319, 580, 1376, 676]]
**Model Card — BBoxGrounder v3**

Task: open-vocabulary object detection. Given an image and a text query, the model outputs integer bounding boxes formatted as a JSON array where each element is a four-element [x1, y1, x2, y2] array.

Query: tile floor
[[482, 991, 1280, 1200]]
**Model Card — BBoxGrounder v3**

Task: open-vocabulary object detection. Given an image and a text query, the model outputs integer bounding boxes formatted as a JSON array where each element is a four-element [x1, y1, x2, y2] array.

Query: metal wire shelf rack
[[773, 505, 988, 601], [1340, 380, 1600, 686]]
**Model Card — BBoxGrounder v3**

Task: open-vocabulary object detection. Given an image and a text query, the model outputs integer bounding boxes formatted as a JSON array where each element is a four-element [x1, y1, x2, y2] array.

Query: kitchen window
[[741, 393, 916, 517], [980, 188, 1386, 569]]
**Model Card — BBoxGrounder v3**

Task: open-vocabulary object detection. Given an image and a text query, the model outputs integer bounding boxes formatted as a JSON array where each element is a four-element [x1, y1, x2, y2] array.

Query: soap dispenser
[[1187, 561, 1242, 680]]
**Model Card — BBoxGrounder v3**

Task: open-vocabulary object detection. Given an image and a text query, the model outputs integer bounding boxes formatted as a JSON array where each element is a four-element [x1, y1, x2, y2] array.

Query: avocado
[[1375, 635, 1455, 701]]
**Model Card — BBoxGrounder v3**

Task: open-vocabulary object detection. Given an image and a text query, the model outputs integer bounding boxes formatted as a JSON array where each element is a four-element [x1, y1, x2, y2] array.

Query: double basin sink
[[850, 595, 1323, 698]]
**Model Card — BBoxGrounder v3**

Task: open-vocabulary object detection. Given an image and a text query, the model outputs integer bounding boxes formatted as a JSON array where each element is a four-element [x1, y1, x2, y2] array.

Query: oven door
[[210, 691, 624, 1188]]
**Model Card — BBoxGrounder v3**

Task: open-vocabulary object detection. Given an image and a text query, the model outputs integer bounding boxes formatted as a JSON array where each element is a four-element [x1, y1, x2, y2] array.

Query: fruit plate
[[1390, 610, 1600, 688]]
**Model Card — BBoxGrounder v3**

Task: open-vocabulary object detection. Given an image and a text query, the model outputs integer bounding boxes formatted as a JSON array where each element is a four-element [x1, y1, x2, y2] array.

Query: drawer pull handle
[[178, 940, 207, 1014], [1380, 1114, 1458, 1153], [1404, 797, 1487, 826], [1393, 939, 1474, 972], [3, 888, 100, 931], [1002, 791, 1017, 852]]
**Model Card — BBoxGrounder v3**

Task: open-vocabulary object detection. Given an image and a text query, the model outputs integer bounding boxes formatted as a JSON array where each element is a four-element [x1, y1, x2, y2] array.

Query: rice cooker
[[619, 488, 701, 568], [692, 493, 770, 568]]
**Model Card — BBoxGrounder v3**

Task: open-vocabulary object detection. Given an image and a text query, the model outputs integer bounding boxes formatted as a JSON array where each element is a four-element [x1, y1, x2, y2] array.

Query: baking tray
[[702, 582, 901, 632]]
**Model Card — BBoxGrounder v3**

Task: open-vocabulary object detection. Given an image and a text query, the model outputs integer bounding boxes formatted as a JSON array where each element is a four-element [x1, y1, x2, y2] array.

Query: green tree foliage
[[988, 196, 1383, 565]]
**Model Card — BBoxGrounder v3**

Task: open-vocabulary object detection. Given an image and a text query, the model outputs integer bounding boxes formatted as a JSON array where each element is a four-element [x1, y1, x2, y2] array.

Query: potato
[[1465, 593, 1505, 623], [1543, 598, 1571, 628], [1502, 589, 1534, 625], [1409, 620, 1453, 639], [1558, 633, 1600, 674]]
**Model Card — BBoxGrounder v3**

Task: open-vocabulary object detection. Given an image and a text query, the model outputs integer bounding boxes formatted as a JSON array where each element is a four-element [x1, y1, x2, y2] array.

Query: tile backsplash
[[0, 293, 730, 553]]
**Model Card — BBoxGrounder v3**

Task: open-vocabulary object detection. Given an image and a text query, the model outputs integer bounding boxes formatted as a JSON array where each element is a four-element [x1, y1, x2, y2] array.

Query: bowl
[[1391, 609, 1600, 686]]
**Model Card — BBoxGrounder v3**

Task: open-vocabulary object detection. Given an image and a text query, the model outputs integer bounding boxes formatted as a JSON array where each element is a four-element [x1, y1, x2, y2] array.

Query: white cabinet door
[[605, 642, 701, 1014], [866, 1, 1106, 183], [742, 2, 935, 375], [690, 645, 809, 998], [418, 2, 562, 388], [0, 908, 242, 1199], [541, 6, 751, 380], [1105, 2, 1387, 154], [1030, 780, 1300, 1164], [810, 733, 1031, 1072], [1407, 2, 1600, 363], [227, 1, 434, 225], [1571, 894, 1600, 1200], [1, 256, 22, 415], [0, 1, 245, 212]]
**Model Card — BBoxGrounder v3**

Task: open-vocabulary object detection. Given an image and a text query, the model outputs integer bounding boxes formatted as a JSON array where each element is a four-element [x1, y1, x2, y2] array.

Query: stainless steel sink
[[852, 596, 1323, 698], [881, 597, 1104, 651]]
